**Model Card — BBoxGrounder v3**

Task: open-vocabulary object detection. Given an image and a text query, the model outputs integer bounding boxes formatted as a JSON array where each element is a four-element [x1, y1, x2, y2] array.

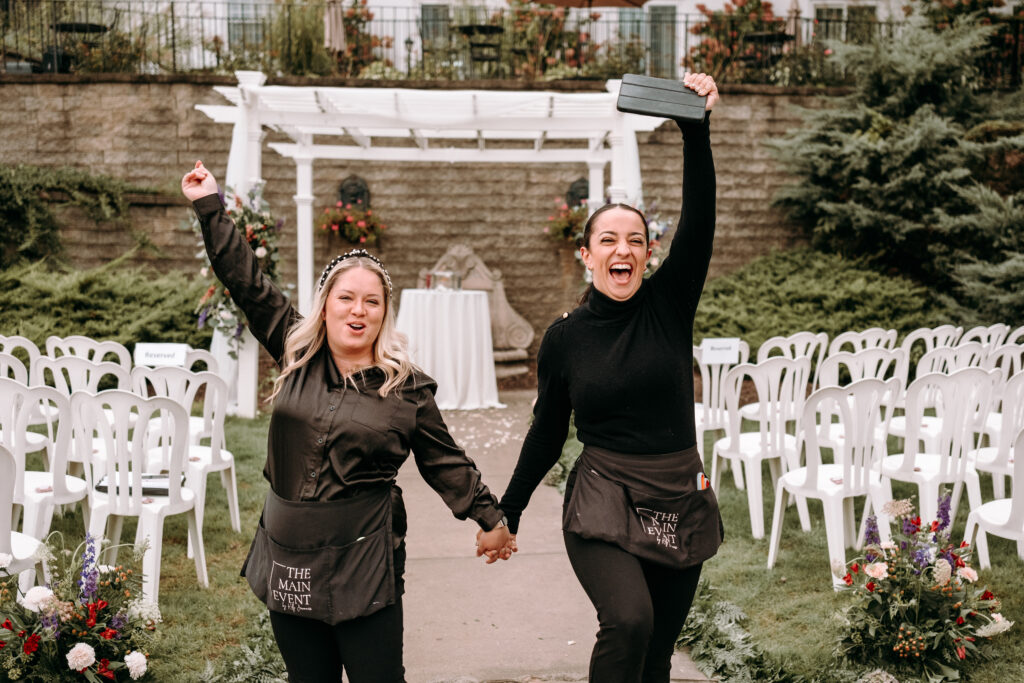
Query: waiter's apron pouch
[[563, 456, 723, 570], [243, 486, 395, 625]]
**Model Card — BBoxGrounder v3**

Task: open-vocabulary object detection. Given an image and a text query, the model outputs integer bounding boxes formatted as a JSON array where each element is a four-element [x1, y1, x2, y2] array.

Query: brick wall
[[1, 74, 834, 356]]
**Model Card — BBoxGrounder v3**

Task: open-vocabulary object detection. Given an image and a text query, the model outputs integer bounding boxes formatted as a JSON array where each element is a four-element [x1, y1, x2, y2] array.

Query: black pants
[[564, 531, 703, 683], [269, 544, 406, 683]]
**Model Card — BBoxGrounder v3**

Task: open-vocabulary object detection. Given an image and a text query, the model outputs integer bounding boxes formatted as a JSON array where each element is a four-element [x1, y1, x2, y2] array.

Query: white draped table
[[395, 289, 504, 410]]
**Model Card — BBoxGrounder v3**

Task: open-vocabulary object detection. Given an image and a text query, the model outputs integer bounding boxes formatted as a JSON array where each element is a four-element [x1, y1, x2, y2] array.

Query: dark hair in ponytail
[[577, 203, 649, 305]]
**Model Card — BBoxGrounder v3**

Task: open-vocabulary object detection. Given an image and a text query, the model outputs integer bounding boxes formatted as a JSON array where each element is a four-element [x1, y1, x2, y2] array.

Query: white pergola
[[197, 70, 664, 315], [196, 71, 664, 417]]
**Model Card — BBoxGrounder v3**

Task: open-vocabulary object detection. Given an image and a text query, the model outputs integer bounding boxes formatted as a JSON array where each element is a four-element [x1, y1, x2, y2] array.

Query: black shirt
[[499, 117, 716, 533], [193, 194, 505, 534]]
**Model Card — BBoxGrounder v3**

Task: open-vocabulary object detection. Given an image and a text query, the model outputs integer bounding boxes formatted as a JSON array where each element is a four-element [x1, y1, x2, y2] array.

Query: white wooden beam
[[269, 143, 612, 165]]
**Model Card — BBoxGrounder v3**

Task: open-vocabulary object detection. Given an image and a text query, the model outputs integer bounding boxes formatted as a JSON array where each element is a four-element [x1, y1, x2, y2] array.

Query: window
[[228, 1, 266, 48], [847, 5, 878, 44], [814, 6, 843, 42], [649, 6, 676, 79], [619, 8, 644, 41], [420, 4, 451, 49]]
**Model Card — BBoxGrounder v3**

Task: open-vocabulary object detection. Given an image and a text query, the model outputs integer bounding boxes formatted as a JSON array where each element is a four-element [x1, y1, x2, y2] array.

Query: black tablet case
[[616, 74, 707, 123]]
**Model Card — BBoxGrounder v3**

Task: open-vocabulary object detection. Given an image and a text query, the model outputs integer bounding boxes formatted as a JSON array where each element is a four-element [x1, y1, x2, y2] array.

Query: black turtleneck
[[499, 116, 715, 534]]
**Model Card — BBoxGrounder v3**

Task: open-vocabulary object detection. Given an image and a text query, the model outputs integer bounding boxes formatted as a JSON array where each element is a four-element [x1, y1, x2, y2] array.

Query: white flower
[[22, 586, 54, 612], [879, 541, 896, 551], [976, 615, 1014, 638], [127, 599, 162, 624], [881, 499, 914, 518], [254, 246, 268, 258], [864, 562, 889, 580], [67, 643, 96, 671], [649, 256, 660, 268], [0, 552, 11, 570], [218, 309, 234, 320], [957, 566, 978, 582], [124, 651, 148, 679], [200, 266, 209, 278], [933, 558, 952, 585]]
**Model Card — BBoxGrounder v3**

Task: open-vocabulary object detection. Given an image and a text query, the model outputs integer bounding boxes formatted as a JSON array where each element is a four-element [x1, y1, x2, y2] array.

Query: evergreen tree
[[769, 8, 1024, 316]]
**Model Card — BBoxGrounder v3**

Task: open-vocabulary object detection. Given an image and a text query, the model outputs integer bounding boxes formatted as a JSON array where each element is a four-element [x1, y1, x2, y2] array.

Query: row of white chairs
[[1, 361, 239, 603], [0, 334, 219, 383]]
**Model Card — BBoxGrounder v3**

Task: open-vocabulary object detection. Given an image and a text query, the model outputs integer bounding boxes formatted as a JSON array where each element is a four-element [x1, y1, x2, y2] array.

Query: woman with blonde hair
[[182, 161, 511, 683]]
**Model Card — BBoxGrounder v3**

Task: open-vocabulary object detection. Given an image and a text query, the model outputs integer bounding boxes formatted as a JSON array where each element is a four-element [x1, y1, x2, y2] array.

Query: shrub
[[693, 248, 960, 354], [0, 257, 212, 353]]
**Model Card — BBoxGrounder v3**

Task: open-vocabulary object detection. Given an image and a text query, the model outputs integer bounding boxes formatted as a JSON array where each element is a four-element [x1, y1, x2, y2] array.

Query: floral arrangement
[[0, 533, 160, 682], [641, 201, 672, 277], [835, 492, 1013, 682], [543, 197, 588, 244], [317, 199, 386, 245], [191, 185, 283, 356]]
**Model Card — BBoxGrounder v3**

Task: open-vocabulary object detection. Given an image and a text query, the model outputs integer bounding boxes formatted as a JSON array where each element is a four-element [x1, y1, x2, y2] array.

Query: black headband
[[317, 248, 393, 296]]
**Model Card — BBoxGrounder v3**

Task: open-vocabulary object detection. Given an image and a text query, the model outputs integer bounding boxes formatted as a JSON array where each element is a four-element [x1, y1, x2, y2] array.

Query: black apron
[[562, 445, 724, 569], [241, 485, 395, 624]]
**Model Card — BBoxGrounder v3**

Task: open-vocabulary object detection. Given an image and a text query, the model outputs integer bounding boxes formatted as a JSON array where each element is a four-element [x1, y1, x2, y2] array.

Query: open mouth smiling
[[609, 263, 634, 284]]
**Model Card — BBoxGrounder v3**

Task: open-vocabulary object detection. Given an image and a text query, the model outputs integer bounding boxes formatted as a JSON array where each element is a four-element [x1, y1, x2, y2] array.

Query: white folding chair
[[46, 335, 132, 374], [964, 429, 1024, 569], [0, 352, 28, 384], [739, 332, 826, 424], [0, 379, 88, 542], [0, 443, 45, 589], [970, 372, 1024, 499], [693, 340, 750, 489], [768, 378, 900, 587], [711, 356, 812, 539], [72, 390, 208, 605], [981, 344, 1024, 469], [889, 342, 988, 451], [0, 335, 41, 378], [826, 328, 897, 356], [892, 325, 963, 410], [878, 368, 1001, 526], [131, 367, 241, 556], [1006, 325, 1024, 346], [960, 323, 1011, 348], [814, 348, 903, 449], [185, 348, 220, 375]]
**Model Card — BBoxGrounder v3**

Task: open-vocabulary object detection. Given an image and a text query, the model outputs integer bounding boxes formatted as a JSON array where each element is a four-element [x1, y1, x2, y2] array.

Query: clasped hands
[[475, 527, 518, 565]]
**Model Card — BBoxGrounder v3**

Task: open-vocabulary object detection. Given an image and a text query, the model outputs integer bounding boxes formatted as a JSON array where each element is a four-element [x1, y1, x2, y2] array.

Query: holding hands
[[683, 72, 719, 111], [475, 527, 517, 564], [181, 160, 219, 202]]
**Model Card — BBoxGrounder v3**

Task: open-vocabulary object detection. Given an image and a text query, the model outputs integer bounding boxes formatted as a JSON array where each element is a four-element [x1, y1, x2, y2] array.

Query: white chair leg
[[964, 512, 989, 569], [822, 498, 849, 590], [918, 482, 940, 526], [710, 446, 723, 492], [22, 502, 53, 542], [965, 472, 983, 519], [843, 497, 857, 549], [766, 483, 788, 568], [745, 458, 765, 539], [104, 516, 125, 566], [222, 465, 241, 533], [138, 514, 164, 605], [187, 473, 208, 559], [992, 474, 1006, 499], [187, 508, 209, 588]]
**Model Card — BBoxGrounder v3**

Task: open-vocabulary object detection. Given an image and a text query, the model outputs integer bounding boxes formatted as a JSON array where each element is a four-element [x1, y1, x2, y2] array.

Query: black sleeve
[[192, 193, 297, 363], [498, 322, 573, 534], [409, 385, 505, 531], [647, 115, 716, 320]]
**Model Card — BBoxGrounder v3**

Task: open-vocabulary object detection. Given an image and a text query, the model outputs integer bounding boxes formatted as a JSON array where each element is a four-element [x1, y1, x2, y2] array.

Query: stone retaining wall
[[2, 74, 832, 355]]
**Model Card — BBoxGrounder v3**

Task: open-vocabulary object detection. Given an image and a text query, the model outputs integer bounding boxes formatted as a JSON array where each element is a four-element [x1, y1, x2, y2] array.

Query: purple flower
[[864, 514, 880, 546], [111, 612, 127, 630], [77, 533, 99, 603], [198, 309, 209, 328], [912, 547, 931, 572], [936, 491, 952, 532], [902, 516, 919, 536], [233, 322, 245, 339]]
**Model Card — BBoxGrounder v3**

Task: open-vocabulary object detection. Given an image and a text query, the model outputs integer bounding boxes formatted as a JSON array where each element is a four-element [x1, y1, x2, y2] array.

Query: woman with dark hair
[[496, 72, 723, 683], [181, 162, 511, 683]]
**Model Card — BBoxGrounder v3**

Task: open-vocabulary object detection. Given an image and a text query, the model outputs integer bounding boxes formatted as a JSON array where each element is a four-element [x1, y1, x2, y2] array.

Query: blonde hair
[[266, 256, 415, 403]]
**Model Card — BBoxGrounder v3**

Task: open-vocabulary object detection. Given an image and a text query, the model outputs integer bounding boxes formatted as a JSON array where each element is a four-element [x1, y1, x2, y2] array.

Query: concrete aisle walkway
[[397, 389, 710, 683]]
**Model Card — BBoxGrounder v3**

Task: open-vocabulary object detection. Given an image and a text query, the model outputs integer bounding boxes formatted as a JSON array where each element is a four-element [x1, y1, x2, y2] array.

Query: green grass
[[695, 428, 1024, 681], [39, 415, 1024, 682]]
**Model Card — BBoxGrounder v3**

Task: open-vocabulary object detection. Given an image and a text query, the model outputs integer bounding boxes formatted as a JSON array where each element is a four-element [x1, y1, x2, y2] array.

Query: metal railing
[[1, 1, 1021, 88]]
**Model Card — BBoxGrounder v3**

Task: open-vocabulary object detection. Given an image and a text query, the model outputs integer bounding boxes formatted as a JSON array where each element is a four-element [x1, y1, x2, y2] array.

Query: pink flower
[[359, 236, 367, 243], [864, 562, 889, 579], [357, 220, 366, 228], [957, 566, 978, 582]]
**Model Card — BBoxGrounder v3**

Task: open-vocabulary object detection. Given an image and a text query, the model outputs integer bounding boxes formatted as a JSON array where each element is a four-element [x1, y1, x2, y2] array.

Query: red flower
[[931, 520, 940, 532], [1, 619, 11, 630], [101, 628, 118, 640], [955, 555, 966, 568], [866, 581, 875, 592], [843, 573, 853, 586], [0, 641, 5, 648], [961, 540, 970, 548], [96, 600, 108, 611], [97, 658, 115, 680], [956, 616, 965, 625], [981, 590, 995, 601], [851, 563, 859, 573], [956, 645, 967, 659], [23, 633, 40, 655]]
